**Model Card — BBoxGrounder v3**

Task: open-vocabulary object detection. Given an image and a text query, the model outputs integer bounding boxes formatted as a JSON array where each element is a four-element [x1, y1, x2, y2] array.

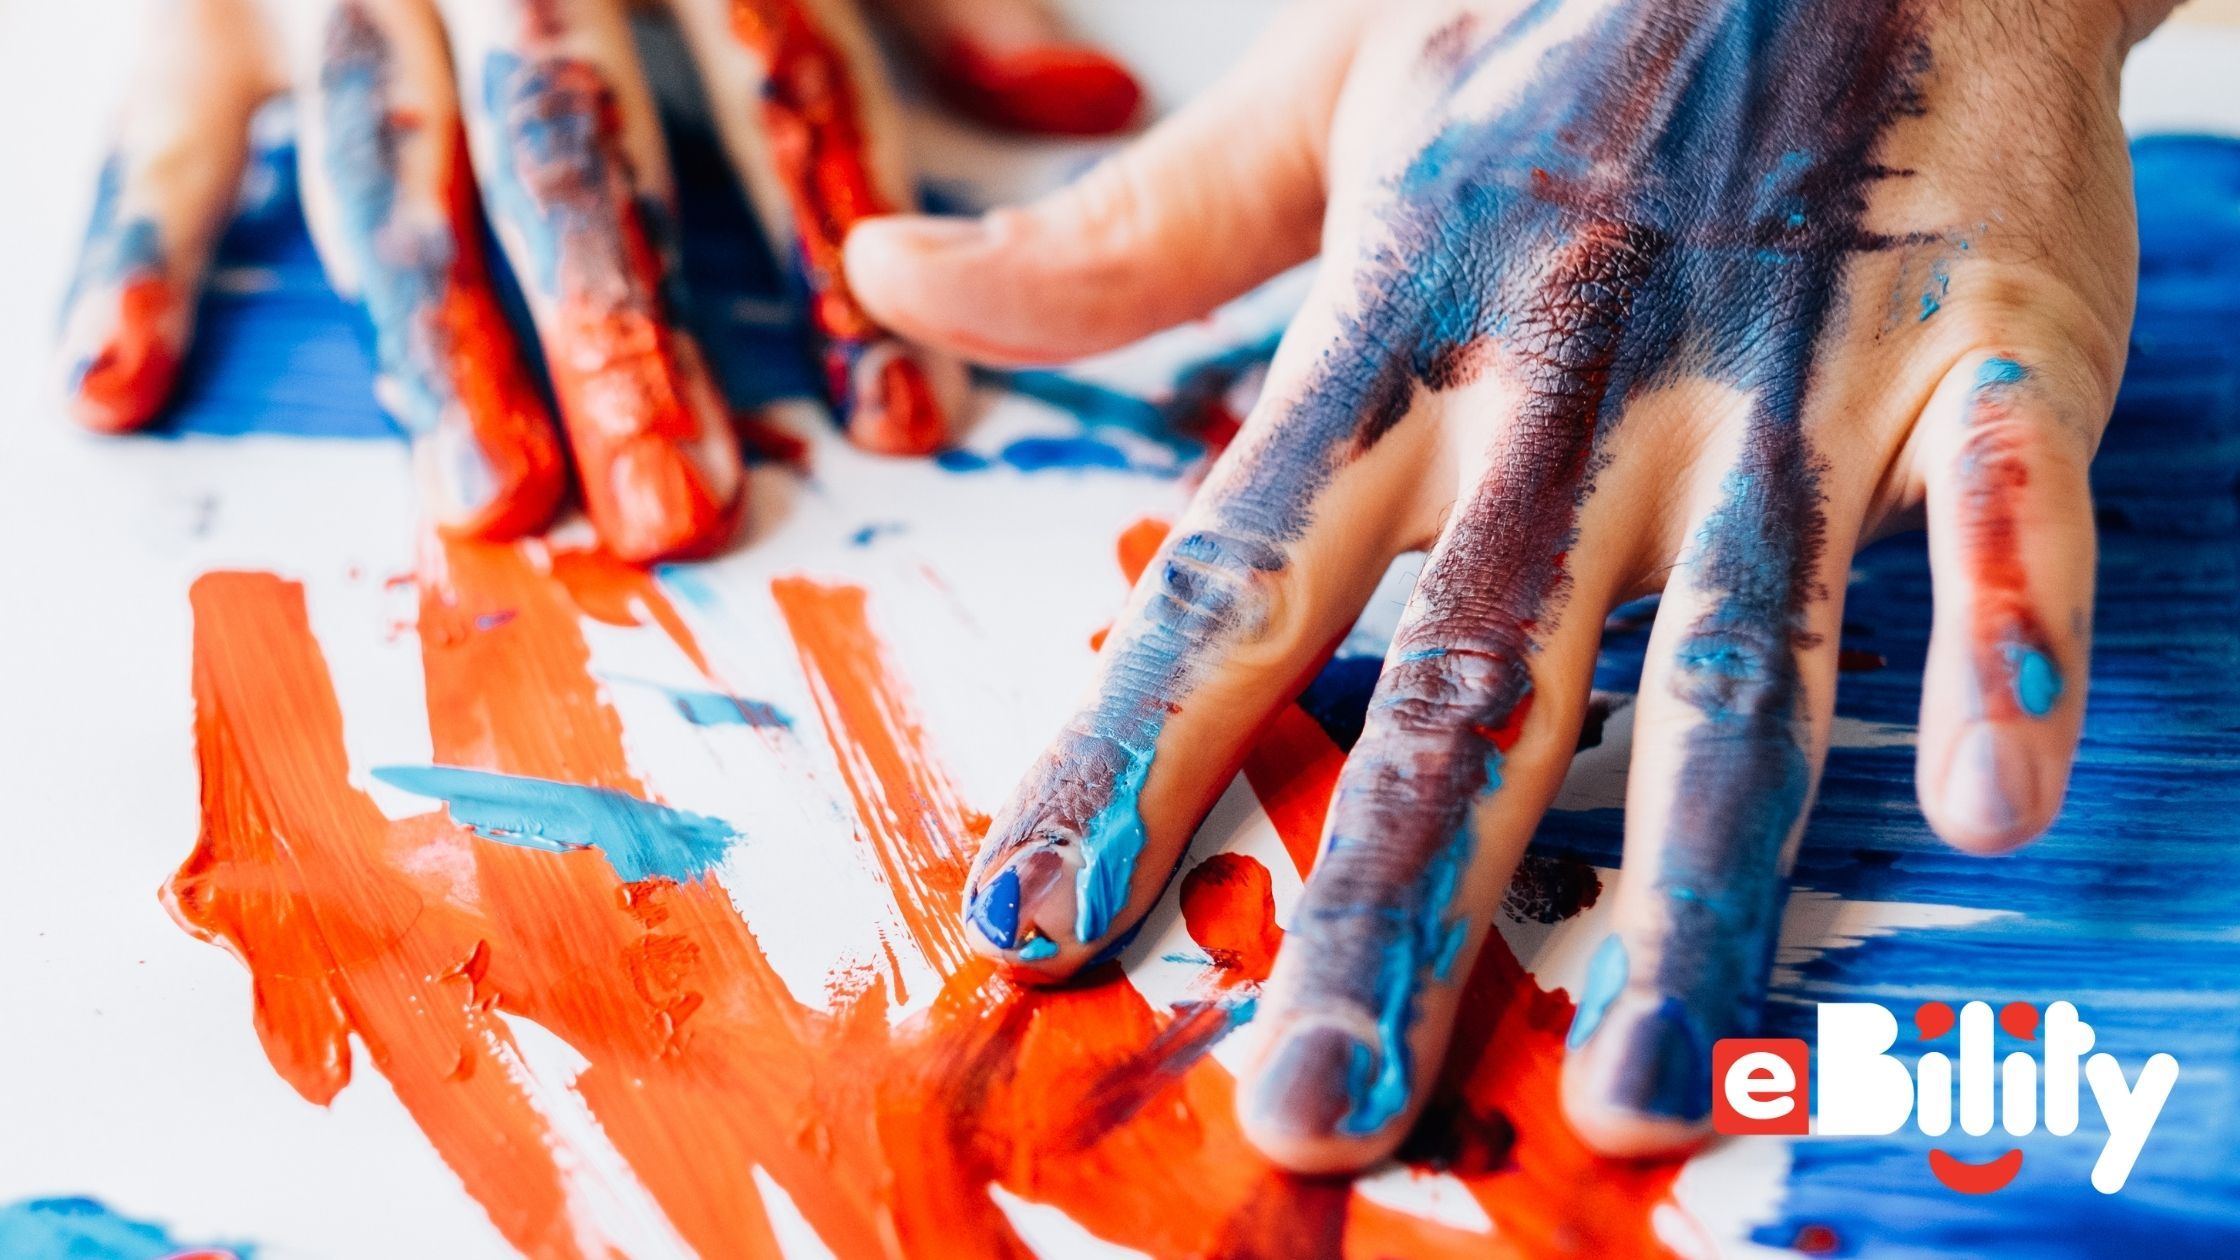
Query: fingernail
[[968, 865, 1021, 949], [877, 215, 989, 252], [1606, 998, 1712, 1121], [969, 847, 1075, 956], [1246, 1024, 1370, 1141], [1941, 723, 2043, 840]]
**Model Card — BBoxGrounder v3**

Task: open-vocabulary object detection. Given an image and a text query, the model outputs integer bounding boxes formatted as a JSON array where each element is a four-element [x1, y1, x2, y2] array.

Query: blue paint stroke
[[1017, 936, 1059, 962], [604, 674, 792, 729], [0, 1196, 252, 1260], [373, 765, 739, 884]]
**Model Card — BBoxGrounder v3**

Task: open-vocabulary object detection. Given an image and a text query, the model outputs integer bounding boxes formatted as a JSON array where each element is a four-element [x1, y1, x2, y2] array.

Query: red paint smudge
[[70, 274, 182, 433], [937, 38, 1144, 138], [730, 0, 947, 456], [1180, 853, 1282, 984]]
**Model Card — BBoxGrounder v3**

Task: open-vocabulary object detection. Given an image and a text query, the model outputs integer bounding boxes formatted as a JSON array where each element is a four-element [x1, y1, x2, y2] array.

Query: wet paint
[[60, 157, 182, 432], [0, 1196, 248, 1260], [934, 38, 1143, 138], [373, 765, 740, 884], [480, 49, 738, 561], [320, 5, 563, 539], [178, 538, 1652, 1258], [726, 0, 946, 455]]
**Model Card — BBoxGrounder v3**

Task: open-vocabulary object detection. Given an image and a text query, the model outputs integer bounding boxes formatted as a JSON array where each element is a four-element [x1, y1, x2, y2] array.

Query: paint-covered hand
[[53, 0, 1141, 562], [848, 0, 2168, 1169]]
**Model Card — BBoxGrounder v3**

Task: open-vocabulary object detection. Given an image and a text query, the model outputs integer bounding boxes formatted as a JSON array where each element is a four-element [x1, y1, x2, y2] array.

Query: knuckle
[[1143, 528, 1294, 660]]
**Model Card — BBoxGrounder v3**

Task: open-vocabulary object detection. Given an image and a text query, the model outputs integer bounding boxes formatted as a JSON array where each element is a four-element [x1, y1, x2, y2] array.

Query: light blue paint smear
[[0, 1196, 252, 1260], [1017, 936, 1059, 962], [1976, 356, 2029, 388], [2004, 643, 2064, 717], [1342, 819, 1478, 1136], [1074, 743, 1156, 944], [1568, 933, 1631, 1049], [373, 765, 739, 884]]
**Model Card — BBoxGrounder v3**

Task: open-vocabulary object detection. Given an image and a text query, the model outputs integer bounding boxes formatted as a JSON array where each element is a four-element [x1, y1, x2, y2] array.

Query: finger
[[1561, 420, 1854, 1156], [669, 0, 964, 456], [289, 0, 566, 539], [55, 0, 278, 433], [1234, 430, 1619, 1173], [958, 292, 1444, 977], [444, 0, 744, 562], [843, 5, 1356, 365], [870, 0, 1143, 137], [1914, 354, 2097, 852]]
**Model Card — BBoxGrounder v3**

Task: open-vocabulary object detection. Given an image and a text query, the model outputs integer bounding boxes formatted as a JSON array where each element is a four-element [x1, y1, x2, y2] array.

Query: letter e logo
[[1713, 1039, 1810, 1135]]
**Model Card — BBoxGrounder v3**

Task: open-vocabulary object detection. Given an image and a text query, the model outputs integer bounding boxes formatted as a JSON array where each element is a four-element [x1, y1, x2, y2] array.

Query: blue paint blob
[[1568, 933, 1631, 1050], [1074, 742, 1156, 943], [373, 765, 739, 884], [0, 1196, 251, 1260], [2004, 643, 2064, 718], [970, 865, 1022, 949], [1017, 936, 1059, 962]]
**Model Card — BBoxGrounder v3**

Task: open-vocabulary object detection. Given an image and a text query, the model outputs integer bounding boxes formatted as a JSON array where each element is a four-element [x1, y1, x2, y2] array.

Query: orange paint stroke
[[771, 576, 986, 980], [171, 534, 1686, 1257]]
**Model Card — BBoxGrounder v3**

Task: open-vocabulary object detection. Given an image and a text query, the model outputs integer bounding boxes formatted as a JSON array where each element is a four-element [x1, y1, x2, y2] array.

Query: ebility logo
[[1711, 1002, 2179, 1195]]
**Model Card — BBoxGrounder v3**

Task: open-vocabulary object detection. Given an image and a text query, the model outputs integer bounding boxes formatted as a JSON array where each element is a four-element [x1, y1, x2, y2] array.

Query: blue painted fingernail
[[1607, 997, 1712, 1121], [969, 865, 1021, 949], [1246, 1024, 1369, 1141], [1568, 934, 1629, 1050]]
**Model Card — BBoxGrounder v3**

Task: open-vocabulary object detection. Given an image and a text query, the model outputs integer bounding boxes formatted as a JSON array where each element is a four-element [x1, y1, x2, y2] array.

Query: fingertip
[[1918, 722, 2066, 855], [417, 423, 567, 544], [841, 214, 1009, 357], [1237, 1021, 1409, 1175], [59, 289, 187, 435], [840, 342, 964, 456], [589, 435, 745, 565], [963, 846, 1101, 981], [937, 39, 1145, 137], [1561, 992, 1717, 1158]]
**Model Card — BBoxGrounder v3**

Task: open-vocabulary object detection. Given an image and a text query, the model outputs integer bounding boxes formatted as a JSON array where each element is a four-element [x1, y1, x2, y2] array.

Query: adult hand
[[848, 0, 2167, 1169], [54, 0, 1140, 562]]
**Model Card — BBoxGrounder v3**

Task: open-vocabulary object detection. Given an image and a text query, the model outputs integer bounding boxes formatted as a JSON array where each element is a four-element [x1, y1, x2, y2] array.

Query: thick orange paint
[[729, 0, 946, 456], [69, 275, 182, 434], [171, 533, 1683, 1256]]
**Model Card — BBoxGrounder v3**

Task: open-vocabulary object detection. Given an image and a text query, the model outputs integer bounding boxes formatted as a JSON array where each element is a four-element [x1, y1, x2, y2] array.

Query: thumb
[[843, 8, 1359, 365]]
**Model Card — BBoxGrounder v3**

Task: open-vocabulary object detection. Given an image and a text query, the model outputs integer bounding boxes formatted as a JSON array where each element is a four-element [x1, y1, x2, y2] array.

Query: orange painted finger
[[445, 0, 744, 563], [55, 0, 278, 433], [670, 0, 966, 456], [290, 0, 566, 540]]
